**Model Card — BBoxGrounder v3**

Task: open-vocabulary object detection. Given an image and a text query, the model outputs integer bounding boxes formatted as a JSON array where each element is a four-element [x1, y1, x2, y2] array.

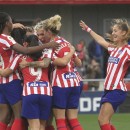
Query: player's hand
[[46, 41, 60, 49], [79, 20, 92, 32], [79, 20, 88, 31], [19, 59, 29, 69], [13, 23, 25, 29]]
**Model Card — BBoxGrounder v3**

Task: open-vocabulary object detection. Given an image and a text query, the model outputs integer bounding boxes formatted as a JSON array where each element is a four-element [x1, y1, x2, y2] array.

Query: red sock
[[111, 125, 116, 130], [69, 118, 83, 130], [65, 119, 71, 130], [6, 126, 12, 130], [45, 125, 55, 130], [56, 119, 67, 130], [0, 122, 7, 130], [100, 124, 111, 130], [11, 118, 26, 130]]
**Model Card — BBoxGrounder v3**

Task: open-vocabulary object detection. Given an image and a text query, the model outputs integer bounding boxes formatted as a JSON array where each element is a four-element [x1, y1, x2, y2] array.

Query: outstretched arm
[[79, 20, 109, 49], [11, 41, 59, 55]]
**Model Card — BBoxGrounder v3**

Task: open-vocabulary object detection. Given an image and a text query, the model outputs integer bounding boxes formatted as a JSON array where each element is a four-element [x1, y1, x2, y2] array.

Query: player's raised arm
[[79, 20, 109, 49]]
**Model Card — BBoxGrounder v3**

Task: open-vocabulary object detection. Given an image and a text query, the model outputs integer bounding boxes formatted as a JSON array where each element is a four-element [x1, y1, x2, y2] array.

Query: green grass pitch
[[28, 113, 130, 130], [78, 113, 130, 130]]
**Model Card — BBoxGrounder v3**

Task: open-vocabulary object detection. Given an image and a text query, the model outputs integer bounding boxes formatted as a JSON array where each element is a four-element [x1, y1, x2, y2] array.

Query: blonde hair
[[34, 15, 62, 35], [107, 18, 130, 42]]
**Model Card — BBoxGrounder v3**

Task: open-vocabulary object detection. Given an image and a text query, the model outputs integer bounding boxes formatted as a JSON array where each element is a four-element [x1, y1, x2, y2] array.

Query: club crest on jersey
[[64, 72, 76, 79], [108, 56, 119, 64], [28, 81, 48, 87], [7, 36, 15, 42]]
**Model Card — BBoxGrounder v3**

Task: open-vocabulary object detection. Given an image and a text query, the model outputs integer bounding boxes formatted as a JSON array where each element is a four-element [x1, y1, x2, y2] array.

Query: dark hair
[[0, 12, 10, 34], [24, 35, 43, 61], [11, 28, 26, 45]]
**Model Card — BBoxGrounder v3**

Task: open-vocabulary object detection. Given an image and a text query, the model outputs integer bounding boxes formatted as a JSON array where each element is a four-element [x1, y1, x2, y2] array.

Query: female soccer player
[[20, 15, 83, 130], [41, 15, 83, 130], [0, 34, 53, 130], [79, 19, 129, 130], [0, 12, 58, 130]]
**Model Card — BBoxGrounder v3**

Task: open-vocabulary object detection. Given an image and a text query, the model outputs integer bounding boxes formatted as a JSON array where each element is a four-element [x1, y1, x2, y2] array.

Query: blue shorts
[[100, 89, 127, 112], [0, 79, 23, 105], [52, 86, 80, 109], [22, 94, 52, 120]]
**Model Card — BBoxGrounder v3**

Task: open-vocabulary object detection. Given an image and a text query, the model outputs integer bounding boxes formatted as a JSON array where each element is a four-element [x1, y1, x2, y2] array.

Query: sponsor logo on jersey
[[118, 50, 123, 54], [28, 81, 48, 87], [108, 56, 119, 64], [64, 72, 76, 79]]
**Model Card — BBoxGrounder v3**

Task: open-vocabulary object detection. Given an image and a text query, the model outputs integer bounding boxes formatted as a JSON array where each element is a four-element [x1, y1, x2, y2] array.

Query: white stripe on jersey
[[27, 86, 31, 95], [74, 75, 79, 86], [9, 73, 13, 82], [56, 75, 62, 87], [3, 77, 6, 84], [0, 38, 12, 47], [10, 55, 22, 70], [62, 74, 68, 88], [34, 87, 38, 94], [40, 87, 44, 95], [47, 85, 50, 95], [119, 81, 125, 91]]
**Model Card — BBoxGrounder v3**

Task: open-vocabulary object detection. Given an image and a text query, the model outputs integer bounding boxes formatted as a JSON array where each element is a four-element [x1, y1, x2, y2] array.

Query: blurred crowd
[[75, 39, 103, 91]]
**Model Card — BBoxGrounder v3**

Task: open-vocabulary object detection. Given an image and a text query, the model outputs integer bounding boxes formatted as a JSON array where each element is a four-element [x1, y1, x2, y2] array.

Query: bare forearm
[[0, 68, 13, 77], [27, 58, 51, 68], [53, 52, 74, 66], [12, 43, 51, 54], [89, 30, 108, 49], [74, 57, 82, 67]]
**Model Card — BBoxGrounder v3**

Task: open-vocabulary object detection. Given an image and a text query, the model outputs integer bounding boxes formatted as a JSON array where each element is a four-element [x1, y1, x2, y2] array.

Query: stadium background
[[0, 0, 130, 129]]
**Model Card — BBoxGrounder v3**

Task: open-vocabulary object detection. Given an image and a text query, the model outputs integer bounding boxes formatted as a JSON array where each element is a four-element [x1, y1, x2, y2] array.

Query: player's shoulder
[[0, 34, 16, 45]]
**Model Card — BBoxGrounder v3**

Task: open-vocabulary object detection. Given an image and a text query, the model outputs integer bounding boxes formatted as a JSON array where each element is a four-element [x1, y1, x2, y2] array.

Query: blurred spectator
[[76, 39, 89, 77], [86, 58, 102, 91], [88, 40, 103, 71]]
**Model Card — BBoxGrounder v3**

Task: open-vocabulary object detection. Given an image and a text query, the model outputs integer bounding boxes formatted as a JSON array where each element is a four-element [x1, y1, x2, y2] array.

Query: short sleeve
[[5, 35, 16, 47]]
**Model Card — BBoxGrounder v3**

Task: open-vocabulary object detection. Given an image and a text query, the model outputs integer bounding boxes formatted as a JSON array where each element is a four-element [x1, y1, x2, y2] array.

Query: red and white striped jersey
[[0, 34, 22, 84], [73, 52, 83, 81], [51, 36, 80, 88], [8, 48, 52, 96], [104, 44, 130, 91]]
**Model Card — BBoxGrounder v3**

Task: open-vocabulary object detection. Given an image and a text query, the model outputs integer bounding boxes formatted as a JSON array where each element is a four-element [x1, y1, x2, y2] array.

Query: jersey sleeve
[[8, 54, 22, 71], [108, 44, 115, 54], [52, 46, 70, 62], [5, 35, 17, 47]]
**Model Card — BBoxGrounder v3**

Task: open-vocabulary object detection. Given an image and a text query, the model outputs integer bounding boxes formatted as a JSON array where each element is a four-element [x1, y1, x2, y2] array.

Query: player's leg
[[98, 102, 114, 130], [52, 87, 68, 130], [28, 119, 40, 130], [5, 80, 26, 130], [66, 87, 83, 130]]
